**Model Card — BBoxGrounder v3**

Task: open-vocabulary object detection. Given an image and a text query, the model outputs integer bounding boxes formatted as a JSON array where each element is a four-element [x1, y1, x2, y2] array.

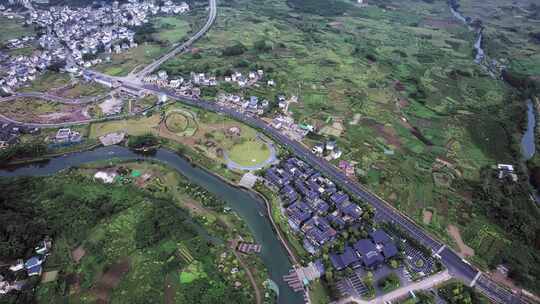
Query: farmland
[[0, 16, 35, 43], [0, 162, 267, 303], [158, 0, 539, 291]]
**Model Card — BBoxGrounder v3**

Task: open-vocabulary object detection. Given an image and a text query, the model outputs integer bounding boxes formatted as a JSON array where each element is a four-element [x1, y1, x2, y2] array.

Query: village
[[0, 238, 52, 295], [0, 0, 190, 94]]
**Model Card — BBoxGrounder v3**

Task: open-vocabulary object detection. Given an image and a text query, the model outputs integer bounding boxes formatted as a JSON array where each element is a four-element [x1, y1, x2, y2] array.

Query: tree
[[222, 43, 246, 56]]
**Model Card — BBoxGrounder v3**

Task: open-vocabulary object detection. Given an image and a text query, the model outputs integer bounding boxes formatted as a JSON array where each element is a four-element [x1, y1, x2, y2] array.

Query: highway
[[0, 0, 526, 301], [133, 0, 217, 79], [3, 77, 524, 303], [140, 85, 525, 304]]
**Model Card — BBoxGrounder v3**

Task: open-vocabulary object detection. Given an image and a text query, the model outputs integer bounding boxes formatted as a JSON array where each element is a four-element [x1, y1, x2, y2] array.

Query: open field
[[95, 44, 166, 76], [88, 114, 162, 138], [1, 98, 90, 123], [153, 16, 191, 44], [227, 138, 271, 167], [18, 72, 71, 93], [159, 0, 539, 290], [0, 16, 35, 42]]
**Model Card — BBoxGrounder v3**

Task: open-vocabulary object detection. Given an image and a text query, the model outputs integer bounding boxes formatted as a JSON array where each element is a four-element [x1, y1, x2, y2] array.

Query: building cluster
[[1, 0, 190, 92], [54, 128, 82, 144], [0, 239, 52, 295], [0, 123, 40, 149], [217, 93, 269, 116], [223, 70, 275, 88], [270, 115, 312, 141], [312, 140, 342, 160], [143, 71, 202, 98], [264, 157, 398, 272]]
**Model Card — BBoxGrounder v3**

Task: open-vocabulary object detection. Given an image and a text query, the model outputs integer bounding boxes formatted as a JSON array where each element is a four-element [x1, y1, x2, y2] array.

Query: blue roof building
[[302, 216, 337, 251], [287, 201, 313, 231], [370, 229, 392, 245], [280, 185, 299, 205], [330, 192, 349, 206], [338, 202, 363, 222], [330, 246, 359, 271], [354, 239, 384, 268]]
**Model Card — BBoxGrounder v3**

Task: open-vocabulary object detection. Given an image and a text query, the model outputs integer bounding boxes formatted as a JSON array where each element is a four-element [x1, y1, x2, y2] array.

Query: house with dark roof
[[370, 229, 398, 260], [338, 202, 363, 223], [330, 246, 359, 271], [302, 216, 337, 253], [370, 229, 392, 245], [354, 239, 384, 268], [307, 198, 330, 216], [286, 201, 313, 231], [280, 185, 298, 205], [326, 211, 346, 229], [24, 256, 43, 277], [330, 192, 349, 206]]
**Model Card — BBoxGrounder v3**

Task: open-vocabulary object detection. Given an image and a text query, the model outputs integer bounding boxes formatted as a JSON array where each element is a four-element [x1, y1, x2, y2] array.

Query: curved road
[[133, 0, 217, 79]]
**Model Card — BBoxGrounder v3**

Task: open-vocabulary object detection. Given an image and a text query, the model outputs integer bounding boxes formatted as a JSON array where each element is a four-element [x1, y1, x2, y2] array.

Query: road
[[139, 85, 525, 304], [132, 0, 217, 79], [335, 270, 452, 304], [0, 0, 526, 301], [1, 81, 525, 303]]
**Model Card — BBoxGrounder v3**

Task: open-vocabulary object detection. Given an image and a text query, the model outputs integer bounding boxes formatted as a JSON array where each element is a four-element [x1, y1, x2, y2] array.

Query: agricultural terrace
[[0, 162, 266, 303], [160, 0, 537, 281]]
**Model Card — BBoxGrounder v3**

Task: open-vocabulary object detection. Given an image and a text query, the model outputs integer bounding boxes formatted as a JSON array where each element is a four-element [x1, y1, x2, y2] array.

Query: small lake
[[0, 146, 304, 304], [521, 99, 536, 160]]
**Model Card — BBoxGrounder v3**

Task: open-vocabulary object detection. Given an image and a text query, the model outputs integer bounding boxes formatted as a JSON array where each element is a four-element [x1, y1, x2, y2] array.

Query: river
[[521, 99, 536, 160], [0, 146, 304, 304]]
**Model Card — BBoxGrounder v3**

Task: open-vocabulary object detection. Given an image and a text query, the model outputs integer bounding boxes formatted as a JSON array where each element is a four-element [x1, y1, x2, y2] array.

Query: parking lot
[[402, 242, 436, 275]]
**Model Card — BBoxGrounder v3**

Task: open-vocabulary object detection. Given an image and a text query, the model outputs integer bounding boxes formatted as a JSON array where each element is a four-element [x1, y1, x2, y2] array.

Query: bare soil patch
[[447, 225, 474, 258], [422, 210, 433, 225], [91, 257, 131, 303], [71, 246, 86, 264]]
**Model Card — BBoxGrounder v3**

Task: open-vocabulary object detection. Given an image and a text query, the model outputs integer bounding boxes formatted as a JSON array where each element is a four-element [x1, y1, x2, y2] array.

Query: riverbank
[[0, 146, 305, 304]]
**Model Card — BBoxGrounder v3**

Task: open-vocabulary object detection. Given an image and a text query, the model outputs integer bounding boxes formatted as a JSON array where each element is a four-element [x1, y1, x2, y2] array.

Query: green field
[[153, 16, 191, 44], [0, 16, 35, 42], [227, 138, 271, 167], [89, 114, 162, 138], [159, 0, 539, 293]]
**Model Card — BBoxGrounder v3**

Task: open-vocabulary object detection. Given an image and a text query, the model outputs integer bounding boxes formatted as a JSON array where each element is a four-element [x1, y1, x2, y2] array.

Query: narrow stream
[[521, 99, 536, 161], [0, 146, 304, 304]]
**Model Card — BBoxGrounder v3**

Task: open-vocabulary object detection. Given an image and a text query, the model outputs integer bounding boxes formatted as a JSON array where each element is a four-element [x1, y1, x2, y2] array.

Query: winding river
[[0, 146, 304, 304]]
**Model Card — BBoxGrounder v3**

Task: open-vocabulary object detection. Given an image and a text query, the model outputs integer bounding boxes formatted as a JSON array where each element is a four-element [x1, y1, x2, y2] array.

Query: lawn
[[227, 138, 271, 167], [88, 114, 162, 138], [179, 261, 207, 283]]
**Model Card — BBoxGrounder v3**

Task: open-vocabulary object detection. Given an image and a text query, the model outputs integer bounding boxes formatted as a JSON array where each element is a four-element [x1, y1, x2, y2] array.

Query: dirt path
[[447, 225, 474, 258], [164, 274, 175, 304], [230, 239, 263, 304]]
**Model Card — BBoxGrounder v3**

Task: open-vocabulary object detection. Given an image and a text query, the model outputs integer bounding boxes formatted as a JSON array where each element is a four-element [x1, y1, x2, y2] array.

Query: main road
[[132, 0, 217, 80], [139, 85, 525, 304]]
